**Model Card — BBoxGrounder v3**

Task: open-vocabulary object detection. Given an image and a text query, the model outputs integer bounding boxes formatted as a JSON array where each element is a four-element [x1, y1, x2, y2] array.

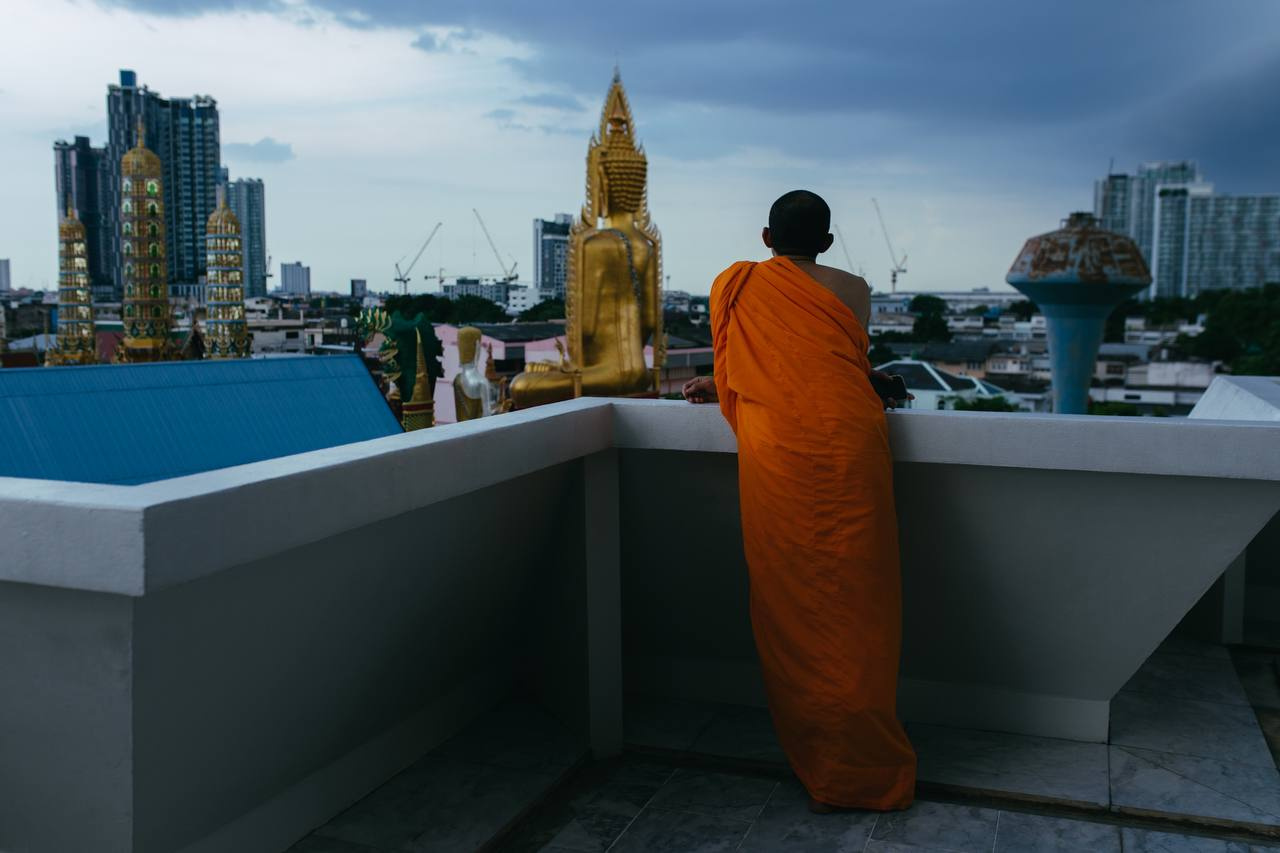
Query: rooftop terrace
[[1, 396, 1277, 851]]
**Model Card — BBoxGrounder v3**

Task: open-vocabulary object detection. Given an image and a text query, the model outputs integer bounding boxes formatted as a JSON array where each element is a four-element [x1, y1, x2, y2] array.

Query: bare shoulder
[[814, 264, 869, 294]]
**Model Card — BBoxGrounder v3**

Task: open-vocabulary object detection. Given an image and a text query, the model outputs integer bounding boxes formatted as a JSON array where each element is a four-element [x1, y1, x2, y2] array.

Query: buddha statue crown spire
[[583, 71, 651, 224]]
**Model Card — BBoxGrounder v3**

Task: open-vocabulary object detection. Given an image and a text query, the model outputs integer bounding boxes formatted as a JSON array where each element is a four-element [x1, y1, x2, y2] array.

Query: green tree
[[519, 298, 566, 321], [1007, 300, 1038, 321], [868, 342, 898, 366], [449, 295, 508, 324], [912, 313, 952, 343], [1182, 283, 1280, 374], [1088, 400, 1141, 417], [953, 395, 1018, 412], [966, 303, 990, 316], [909, 294, 948, 316]]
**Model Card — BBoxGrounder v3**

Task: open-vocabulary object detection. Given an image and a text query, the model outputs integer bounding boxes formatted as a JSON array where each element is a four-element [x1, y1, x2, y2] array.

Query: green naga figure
[[357, 308, 444, 430]]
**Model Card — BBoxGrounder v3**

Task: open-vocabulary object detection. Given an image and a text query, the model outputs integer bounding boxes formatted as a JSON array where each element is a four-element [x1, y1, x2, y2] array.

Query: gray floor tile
[[646, 768, 777, 822], [1118, 826, 1262, 851], [991, 811, 1121, 852], [1124, 652, 1251, 706], [737, 778, 878, 852], [608, 807, 751, 852], [909, 723, 1109, 806], [1110, 745, 1280, 829], [1111, 692, 1275, 768], [430, 701, 586, 773], [285, 836, 382, 853], [689, 704, 788, 765], [316, 756, 557, 850], [1232, 650, 1280, 711], [538, 763, 675, 852], [1159, 637, 1233, 661], [624, 695, 722, 751], [867, 800, 999, 852]]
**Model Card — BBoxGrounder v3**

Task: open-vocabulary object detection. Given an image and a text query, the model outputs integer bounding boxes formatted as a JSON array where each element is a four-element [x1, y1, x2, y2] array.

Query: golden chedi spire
[[204, 185, 250, 358], [47, 197, 98, 365], [116, 117, 174, 362], [400, 329, 436, 431]]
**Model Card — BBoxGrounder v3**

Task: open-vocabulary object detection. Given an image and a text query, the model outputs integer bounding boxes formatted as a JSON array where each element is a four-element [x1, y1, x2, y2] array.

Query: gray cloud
[[515, 92, 582, 111], [223, 137, 296, 162], [100, 0, 1280, 185]]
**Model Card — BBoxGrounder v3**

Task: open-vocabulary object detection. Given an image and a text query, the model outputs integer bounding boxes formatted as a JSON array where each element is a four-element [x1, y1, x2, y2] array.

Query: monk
[[683, 190, 916, 813]]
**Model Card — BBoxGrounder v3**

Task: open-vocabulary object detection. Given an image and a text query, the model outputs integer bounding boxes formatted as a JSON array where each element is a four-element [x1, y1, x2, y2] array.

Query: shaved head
[[768, 190, 831, 257]]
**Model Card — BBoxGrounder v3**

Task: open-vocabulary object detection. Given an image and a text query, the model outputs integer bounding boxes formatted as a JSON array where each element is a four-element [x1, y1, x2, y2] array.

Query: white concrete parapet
[[1, 398, 1278, 852]]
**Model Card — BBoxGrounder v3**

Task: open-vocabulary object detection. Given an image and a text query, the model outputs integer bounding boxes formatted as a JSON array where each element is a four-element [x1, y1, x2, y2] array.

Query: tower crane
[[394, 222, 442, 295], [472, 209, 518, 282], [833, 224, 863, 277], [871, 198, 908, 293]]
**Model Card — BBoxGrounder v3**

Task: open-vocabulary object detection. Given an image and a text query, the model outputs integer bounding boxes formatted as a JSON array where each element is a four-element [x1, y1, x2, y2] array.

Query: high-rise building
[[0, 258, 10, 292], [117, 120, 174, 362], [103, 69, 220, 300], [1094, 161, 1279, 298], [225, 175, 267, 299], [204, 187, 249, 358], [533, 214, 573, 299], [53, 137, 111, 299], [351, 278, 367, 299], [280, 262, 310, 296]]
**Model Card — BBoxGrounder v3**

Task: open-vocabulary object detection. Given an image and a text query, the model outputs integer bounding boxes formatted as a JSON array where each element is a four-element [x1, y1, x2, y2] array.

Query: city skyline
[[2, 0, 1279, 296]]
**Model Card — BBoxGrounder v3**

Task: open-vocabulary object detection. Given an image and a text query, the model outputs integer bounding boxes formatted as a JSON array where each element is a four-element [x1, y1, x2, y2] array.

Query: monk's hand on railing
[[869, 370, 914, 410], [682, 376, 718, 404]]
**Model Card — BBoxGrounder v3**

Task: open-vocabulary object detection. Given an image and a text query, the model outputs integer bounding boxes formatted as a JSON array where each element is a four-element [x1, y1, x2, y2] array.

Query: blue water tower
[[1006, 213, 1151, 414]]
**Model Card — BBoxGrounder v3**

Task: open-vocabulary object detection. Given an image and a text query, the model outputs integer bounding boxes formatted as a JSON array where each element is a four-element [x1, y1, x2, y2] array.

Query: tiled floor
[[284, 639, 1280, 852], [619, 636, 1280, 840], [496, 763, 1280, 852], [285, 702, 587, 853]]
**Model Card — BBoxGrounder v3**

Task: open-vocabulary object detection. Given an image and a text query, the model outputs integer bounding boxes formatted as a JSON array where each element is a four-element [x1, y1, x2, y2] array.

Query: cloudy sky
[[2, 0, 1278, 295]]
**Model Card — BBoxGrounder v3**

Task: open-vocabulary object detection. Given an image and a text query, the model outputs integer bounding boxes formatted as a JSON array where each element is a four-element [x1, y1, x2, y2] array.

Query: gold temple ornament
[[509, 70, 663, 408], [115, 117, 175, 363], [48, 199, 98, 365]]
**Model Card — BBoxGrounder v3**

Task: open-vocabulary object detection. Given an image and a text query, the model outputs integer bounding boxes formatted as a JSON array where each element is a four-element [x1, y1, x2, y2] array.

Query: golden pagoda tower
[[204, 186, 250, 358], [400, 329, 435, 431], [47, 199, 98, 365], [116, 118, 174, 362]]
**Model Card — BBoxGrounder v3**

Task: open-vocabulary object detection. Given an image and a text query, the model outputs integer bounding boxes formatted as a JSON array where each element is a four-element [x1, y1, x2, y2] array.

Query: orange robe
[[710, 256, 916, 810]]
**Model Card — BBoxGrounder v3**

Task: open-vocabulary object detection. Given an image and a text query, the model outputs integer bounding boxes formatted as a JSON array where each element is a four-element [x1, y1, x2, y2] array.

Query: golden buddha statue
[[453, 326, 501, 421], [510, 71, 664, 408]]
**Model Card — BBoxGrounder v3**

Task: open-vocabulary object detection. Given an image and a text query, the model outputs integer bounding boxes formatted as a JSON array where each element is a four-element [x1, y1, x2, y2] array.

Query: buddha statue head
[[586, 71, 651, 222], [457, 325, 483, 367]]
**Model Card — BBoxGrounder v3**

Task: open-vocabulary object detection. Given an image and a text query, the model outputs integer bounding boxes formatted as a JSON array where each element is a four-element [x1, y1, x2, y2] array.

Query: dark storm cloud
[[102, 0, 1280, 181], [223, 137, 295, 162]]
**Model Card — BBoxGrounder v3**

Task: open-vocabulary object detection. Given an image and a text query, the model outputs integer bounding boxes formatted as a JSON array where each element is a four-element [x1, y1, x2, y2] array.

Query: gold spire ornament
[[400, 329, 436, 430], [47, 199, 98, 365], [204, 185, 250, 358], [509, 70, 663, 408], [116, 118, 174, 362]]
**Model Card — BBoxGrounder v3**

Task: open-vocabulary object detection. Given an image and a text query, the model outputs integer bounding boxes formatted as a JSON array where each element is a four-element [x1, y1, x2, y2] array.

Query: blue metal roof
[[0, 355, 402, 485]]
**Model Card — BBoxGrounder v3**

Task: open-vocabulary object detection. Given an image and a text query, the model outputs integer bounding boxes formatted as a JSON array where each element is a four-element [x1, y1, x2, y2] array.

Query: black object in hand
[[870, 372, 910, 402]]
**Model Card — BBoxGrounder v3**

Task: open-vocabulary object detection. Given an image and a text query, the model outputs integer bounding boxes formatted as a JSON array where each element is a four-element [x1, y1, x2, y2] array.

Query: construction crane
[[264, 253, 273, 293], [833, 224, 863, 277], [394, 222, 442, 295], [871, 198, 908, 293], [472, 208, 518, 282]]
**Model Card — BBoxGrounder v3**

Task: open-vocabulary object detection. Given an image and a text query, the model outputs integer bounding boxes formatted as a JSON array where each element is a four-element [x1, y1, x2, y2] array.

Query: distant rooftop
[[0, 355, 400, 485]]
